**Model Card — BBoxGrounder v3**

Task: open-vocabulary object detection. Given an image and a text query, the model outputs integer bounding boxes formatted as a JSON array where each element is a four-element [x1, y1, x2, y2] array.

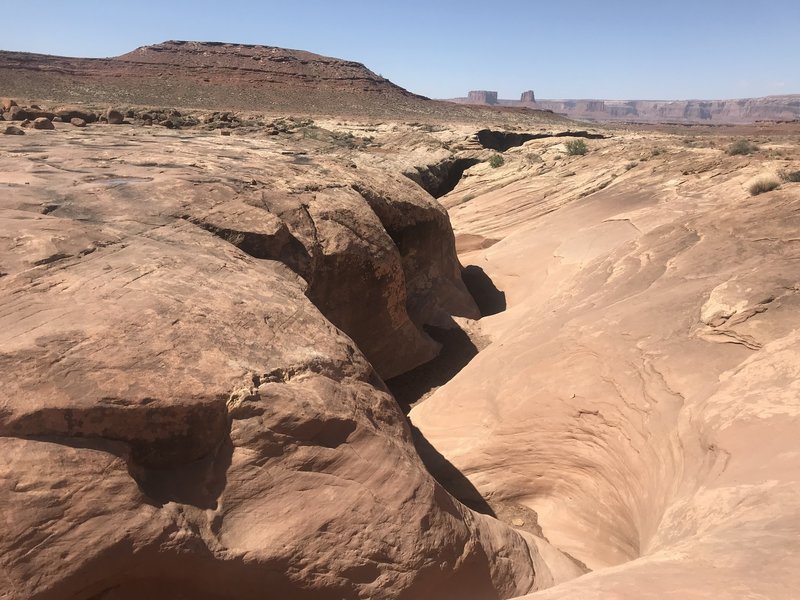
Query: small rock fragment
[[2, 125, 24, 135], [70, 118, 87, 128]]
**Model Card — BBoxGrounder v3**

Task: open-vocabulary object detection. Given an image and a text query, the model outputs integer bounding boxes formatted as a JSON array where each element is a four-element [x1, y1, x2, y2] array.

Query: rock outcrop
[[0, 122, 583, 599]]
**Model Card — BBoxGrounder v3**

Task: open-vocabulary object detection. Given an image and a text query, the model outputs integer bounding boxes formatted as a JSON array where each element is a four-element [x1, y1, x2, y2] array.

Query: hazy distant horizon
[[3, 0, 798, 101]]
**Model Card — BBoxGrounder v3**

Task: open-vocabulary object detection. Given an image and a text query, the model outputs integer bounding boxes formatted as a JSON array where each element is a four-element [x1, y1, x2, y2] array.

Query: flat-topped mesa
[[468, 90, 498, 105], [520, 90, 536, 103], [0, 40, 427, 113]]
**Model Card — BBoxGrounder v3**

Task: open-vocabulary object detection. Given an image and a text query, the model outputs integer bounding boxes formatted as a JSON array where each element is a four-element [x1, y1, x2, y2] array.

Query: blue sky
[[3, 0, 798, 100]]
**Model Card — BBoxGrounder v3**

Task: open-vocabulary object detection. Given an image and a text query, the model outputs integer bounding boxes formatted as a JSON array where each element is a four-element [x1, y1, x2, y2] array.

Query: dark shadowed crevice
[[409, 423, 497, 518], [404, 158, 481, 198], [476, 129, 608, 152], [461, 265, 506, 316], [387, 324, 479, 412]]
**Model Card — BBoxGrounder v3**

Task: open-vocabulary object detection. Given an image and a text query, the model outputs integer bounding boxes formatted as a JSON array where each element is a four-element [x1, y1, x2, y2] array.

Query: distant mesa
[[464, 90, 535, 106], [468, 90, 498, 105]]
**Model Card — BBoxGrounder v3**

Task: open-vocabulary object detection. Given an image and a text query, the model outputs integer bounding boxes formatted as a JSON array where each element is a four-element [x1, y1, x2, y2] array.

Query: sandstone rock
[[70, 117, 87, 127], [1, 97, 17, 111], [0, 125, 550, 600], [2, 125, 24, 135], [54, 105, 97, 123], [106, 108, 125, 124], [26, 109, 56, 120], [32, 116, 54, 130]]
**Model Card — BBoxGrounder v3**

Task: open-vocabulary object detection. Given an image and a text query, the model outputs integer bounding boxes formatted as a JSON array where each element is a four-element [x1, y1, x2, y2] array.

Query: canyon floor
[[1, 109, 799, 599]]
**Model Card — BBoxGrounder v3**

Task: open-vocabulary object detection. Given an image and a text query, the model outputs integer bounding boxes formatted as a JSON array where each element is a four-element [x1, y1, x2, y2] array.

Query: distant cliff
[[450, 91, 800, 124]]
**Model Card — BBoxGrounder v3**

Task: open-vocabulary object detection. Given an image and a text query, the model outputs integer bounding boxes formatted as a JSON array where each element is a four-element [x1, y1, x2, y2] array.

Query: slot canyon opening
[[386, 266, 512, 526], [404, 158, 481, 199], [476, 129, 608, 152]]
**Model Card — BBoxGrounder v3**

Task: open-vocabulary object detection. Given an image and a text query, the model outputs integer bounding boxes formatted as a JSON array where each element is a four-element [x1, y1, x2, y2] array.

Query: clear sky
[[3, 0, 798, 100]]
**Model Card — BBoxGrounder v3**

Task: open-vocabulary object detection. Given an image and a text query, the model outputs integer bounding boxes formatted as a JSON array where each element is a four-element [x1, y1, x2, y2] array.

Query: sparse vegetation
[[727, 139, 759, 156], [779, 169, 800, 183], [625, 161, 638, 171], [565, 139, 588, 156], [488, 154, 505, 168], [748, 176, 780, 196]]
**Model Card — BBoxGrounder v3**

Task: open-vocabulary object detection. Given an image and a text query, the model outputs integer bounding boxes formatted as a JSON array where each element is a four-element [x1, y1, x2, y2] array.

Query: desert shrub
[[779, 169, 800, 183], [728, 139, 759, 155], [565, 139, 588, 156], [488, 154, 504, 168], [748, 176, 780, 196], [625, 161, 638, 171]]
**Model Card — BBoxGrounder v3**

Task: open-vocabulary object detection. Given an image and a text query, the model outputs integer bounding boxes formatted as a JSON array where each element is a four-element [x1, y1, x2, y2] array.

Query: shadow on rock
[[461, 265, 506, 317], [386, 323, 479, 412], [129, 434, 234, 510], [410, 423, 496, 518]]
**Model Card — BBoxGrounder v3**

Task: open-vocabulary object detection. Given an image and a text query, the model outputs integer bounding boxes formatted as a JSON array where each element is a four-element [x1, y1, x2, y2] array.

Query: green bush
[[565, 139, 588, 156], [727, 139, 759, 155], [748, 176, 780, 196], [488, 154, 504, 168], [779, 169, 800, 183]]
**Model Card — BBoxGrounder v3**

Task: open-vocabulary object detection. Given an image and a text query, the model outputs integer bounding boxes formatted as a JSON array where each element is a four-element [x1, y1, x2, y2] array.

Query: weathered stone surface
[[2, 125, 24, 135], [0, 124, 559, 600], [70, 117, 87, 127], [1, 96, 16, 110]]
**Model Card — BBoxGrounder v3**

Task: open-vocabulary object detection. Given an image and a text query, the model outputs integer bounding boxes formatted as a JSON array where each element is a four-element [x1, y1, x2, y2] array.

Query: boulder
[[106, 108, 125, 124], [54, 106, 98, 123], [26, 109, 56, 121], [32, 117, 55, 130], [4, 106, 27, 121], [1, 97, 17, 111], [2, 125, 24, 135], [70, 117, 87, 128]]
